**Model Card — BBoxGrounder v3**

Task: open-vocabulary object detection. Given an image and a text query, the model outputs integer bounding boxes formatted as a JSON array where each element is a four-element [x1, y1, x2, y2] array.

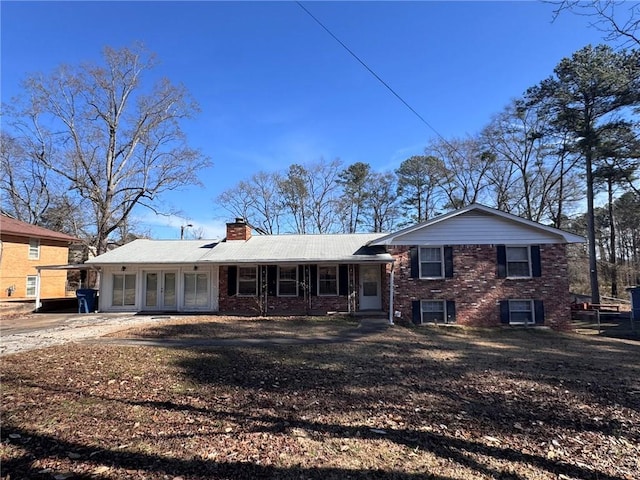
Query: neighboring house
[[0, 214, 80, 300], [85, 204, 585, 329]]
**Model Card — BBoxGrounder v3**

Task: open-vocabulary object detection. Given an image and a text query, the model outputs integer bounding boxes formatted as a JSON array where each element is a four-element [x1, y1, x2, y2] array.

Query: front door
[[359, 265, 381, 310], [144, 271, 177, 311]]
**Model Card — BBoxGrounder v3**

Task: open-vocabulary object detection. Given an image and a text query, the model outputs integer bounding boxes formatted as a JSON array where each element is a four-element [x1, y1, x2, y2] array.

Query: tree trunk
[[607, 177, 618, 297], [585, 148, 601, 304]]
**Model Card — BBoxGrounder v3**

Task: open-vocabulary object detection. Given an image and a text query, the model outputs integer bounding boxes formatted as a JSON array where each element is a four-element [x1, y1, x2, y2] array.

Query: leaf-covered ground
[[2, 317, 639, 479]]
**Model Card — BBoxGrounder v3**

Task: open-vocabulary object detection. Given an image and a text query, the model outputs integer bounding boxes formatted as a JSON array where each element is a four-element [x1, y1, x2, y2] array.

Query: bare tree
[[550, 1, 640, 47], [424, 136, 494, 209], [305, 158, 343, 233], [217, 171, 283, 234], [4, 44, 210, 254], [481, 99, 582, 227]]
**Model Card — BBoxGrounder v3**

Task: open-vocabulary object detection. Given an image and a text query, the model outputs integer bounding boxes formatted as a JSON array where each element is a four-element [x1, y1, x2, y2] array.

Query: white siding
[[390, 213, 566, 245]]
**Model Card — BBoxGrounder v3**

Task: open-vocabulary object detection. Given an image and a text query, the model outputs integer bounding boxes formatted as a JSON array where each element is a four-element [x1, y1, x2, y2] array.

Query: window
[[419, 247, 443, 278], [509, 300, 533, 325], [278, 266, 298, 296], [26, 276, 37, 297], [506, 246, 531, 277], [28, 238, 40, 260], [238, 266, 257, 296], [112, 274, 136, 306], [318, 265, 338, 296], [184, 272, 209, 307], [420, 300, 456, 324]]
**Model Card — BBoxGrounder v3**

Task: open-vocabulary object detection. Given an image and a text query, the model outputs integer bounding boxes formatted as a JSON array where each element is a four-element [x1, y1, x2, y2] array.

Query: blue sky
[[1, 1, 609, 239]]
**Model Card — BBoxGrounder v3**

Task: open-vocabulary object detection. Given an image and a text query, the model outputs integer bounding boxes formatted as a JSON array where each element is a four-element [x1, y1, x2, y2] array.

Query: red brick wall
[[218, 265, 356, 315], [389, 244, 571, 330]]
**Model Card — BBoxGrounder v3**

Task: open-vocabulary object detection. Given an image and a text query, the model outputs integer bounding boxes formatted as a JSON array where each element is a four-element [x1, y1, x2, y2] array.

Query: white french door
[[143, 271, 177, 311]]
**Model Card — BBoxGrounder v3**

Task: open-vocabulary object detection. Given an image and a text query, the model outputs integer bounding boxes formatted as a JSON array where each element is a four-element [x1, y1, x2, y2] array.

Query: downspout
[[388, 262, 395, 325]]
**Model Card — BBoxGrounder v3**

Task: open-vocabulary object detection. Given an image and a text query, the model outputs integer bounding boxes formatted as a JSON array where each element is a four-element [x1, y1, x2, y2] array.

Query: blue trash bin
[[630, 287, 640, 322], [76, 289, 98, 313]]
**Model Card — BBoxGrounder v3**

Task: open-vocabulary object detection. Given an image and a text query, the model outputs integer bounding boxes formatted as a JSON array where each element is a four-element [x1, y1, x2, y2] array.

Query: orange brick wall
[[0, 234, 71, 299]]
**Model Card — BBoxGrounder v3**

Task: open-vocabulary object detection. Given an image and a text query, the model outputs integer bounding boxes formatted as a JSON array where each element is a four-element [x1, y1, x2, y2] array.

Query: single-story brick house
[[85, 204, 585, 329]]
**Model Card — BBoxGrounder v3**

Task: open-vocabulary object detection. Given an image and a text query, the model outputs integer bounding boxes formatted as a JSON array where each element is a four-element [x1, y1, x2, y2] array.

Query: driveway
[[0, 312, 390, 356], [0, 312, 153, 356]]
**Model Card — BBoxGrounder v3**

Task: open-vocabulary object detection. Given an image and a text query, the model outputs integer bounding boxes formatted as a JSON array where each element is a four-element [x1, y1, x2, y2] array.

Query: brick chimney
[[226, 218, 252, 241]]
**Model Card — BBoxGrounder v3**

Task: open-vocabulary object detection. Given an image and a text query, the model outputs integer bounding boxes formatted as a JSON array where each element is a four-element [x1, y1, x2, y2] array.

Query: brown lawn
[[1, 316, 639, 479]]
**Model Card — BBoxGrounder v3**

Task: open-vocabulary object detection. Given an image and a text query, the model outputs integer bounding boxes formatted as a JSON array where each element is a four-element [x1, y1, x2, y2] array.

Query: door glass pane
[[164, 272, 176, 307], [196, 273, 208, 306], [146, 273, 158, 307], [362, 266, 378, 296], [124, 275, 136, 305], [184, 273, 208, 308], [112, 275, 123, 305]]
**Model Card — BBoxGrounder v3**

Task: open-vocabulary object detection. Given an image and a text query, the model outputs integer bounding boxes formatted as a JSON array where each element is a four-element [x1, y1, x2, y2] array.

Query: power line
[[296, 1, 449, 144]]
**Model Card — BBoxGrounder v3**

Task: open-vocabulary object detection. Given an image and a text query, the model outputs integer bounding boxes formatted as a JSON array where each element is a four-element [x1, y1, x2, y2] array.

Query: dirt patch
[[1, 320, 639, 479]]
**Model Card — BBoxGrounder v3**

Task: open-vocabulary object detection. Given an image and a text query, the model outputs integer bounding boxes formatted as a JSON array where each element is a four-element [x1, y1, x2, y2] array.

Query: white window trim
[[112, 273, 137, 307], [506, 245, 532, 278], [419, 246, 444, 279], [26, 275, 38, 297], [183, 271, 210, 309], [28, 238, 40, 260], [237, 265, 258, 297], [277, 265, 298, 297], [420, 299, 450, 324], [317, 264, 339, 296], [509, 299, 534, 325]]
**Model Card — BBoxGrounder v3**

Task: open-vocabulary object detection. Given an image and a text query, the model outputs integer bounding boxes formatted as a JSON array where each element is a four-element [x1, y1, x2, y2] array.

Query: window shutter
[[446, 300, 456, 323], [534, 300, 545, 325], [227, 266, 237, 296], [412, 300, 421, 325], [499, 300, 510, 324], [338, 265, 349, 296], [531, 246, 542, 277], [444, 246, 454, 278], [310, 265, 318, 296], [267, 266, 277, 296], [298, 265, 306, 297], [410, 247, 419, 278], [497, 245, 507, 278]]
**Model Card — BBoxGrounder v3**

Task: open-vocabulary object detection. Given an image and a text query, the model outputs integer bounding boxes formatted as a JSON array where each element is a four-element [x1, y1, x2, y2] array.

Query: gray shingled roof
[[85, 239, 219, 264], [86, 233, 393, 265]]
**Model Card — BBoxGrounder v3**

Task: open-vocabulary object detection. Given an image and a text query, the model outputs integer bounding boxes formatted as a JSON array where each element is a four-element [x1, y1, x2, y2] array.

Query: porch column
[[389, 261, 395, 325], [35, 268, 42, 312]]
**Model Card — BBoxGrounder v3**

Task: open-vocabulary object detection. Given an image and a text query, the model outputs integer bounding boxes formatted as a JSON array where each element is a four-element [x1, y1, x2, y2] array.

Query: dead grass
[[1, 316, 639, 479], [105, 314, 358, 339]]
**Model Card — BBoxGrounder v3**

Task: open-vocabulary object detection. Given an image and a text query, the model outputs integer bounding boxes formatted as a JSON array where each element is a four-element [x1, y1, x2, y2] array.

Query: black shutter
[[444, 246, 454, 278], [412, 300, 421, 325], [446, 300, 456, 323], [410, 247, 419, 278], [267, 265, 277, 296], [298, 265, 305, 297], [497, 245, 507, 278], [534, 300, 545, 325], [531, 246, 542, 277], [227, 266, 237, 296], [338, 265, 349, 296], [310, 265, 318, 296], [499, 300, 510, 324]]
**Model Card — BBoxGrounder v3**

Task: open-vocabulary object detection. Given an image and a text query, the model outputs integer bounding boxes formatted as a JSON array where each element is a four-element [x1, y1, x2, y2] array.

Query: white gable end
[[377, 210, 583, 245]]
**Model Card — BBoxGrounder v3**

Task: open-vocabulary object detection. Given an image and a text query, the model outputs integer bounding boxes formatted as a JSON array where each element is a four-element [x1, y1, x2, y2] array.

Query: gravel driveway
[[0, 313, 161, 356]]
